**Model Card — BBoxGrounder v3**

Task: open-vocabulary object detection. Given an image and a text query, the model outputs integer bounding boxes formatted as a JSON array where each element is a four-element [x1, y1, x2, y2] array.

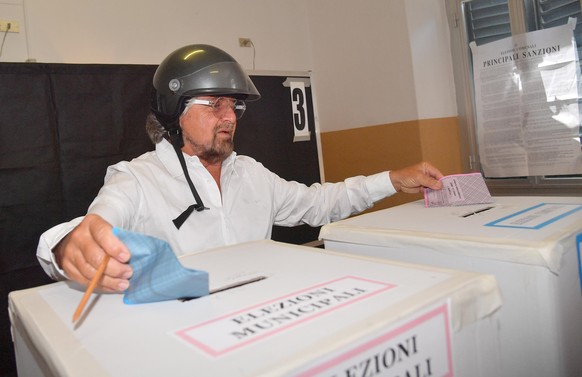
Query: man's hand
[[390, 161, 444, 194], [53, 214, 133, 292]]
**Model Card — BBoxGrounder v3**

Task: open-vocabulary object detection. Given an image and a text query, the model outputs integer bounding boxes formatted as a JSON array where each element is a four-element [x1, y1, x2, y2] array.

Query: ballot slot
[[460, 206, 494, 218], [179, 275, 268, 302]]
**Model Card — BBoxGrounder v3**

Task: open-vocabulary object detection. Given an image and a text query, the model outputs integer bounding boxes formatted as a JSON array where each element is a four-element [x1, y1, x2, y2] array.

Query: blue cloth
[[113, 228, 209, 304]]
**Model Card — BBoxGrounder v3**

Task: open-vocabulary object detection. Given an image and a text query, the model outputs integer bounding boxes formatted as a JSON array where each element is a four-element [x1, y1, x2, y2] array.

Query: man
[[37, 44, 443, 293]]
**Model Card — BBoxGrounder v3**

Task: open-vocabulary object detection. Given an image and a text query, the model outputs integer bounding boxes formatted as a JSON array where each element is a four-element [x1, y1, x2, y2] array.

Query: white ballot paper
[[424, 173, 493, 208]]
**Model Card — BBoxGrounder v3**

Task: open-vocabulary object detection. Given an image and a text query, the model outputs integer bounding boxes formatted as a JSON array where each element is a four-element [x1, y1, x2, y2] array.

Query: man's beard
[[184, 123, 234, 164]]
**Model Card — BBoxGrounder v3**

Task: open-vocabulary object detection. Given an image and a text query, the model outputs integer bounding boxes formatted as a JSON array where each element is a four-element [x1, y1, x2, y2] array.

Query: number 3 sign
[[290, 81, 311, 142]]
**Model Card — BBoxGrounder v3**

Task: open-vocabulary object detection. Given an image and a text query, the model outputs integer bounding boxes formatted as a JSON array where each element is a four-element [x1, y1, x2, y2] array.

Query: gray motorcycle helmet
[[152, 44, 261, 128]]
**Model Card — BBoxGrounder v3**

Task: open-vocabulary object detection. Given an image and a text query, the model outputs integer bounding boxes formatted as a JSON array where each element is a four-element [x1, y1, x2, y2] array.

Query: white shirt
[[37, 139, 396, 280]]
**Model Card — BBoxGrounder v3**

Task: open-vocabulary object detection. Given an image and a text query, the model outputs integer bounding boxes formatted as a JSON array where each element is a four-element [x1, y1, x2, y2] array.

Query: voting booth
[[319, 196, 582, 377], [10, 240, 501, 377]]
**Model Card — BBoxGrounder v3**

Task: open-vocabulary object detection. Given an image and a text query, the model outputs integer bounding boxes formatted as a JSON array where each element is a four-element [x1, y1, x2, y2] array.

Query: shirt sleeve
[[272, 171, 396, 227], [86, 163, 143, 228], [36, 217, 83, 281], [368, 171, 397, 201]]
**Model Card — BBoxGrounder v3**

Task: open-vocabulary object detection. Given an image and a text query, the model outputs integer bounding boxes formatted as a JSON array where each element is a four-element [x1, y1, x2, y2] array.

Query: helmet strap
[[167, 128, 209, 229]]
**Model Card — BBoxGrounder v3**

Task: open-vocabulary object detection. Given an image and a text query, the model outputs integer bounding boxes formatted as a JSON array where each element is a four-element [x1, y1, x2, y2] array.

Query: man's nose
[[221, 106, 237, 121]]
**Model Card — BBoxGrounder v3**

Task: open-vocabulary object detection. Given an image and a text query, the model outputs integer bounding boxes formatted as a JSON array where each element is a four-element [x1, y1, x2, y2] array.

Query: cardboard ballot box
[[319, 196, 582, 377], [10, 240, 501, 377]]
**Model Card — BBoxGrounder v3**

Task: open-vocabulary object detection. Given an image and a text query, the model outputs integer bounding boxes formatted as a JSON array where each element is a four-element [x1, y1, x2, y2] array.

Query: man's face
[[179, 96, 238, 165]]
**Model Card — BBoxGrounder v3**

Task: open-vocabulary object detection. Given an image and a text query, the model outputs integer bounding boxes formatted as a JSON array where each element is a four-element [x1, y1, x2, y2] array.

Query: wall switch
[[0, 20, 20, 33]]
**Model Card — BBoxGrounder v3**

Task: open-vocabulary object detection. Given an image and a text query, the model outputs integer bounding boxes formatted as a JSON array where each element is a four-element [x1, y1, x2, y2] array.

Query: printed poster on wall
[[470, 18, 582, 178]]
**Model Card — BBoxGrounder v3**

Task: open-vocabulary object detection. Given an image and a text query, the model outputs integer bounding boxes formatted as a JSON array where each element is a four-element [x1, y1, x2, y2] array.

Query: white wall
[[0, 0, 28, 61], [19, 0, 313, 69], [405, 0, 457, 120], [305, 0, 418, 132], [0, 0, 457, 133]]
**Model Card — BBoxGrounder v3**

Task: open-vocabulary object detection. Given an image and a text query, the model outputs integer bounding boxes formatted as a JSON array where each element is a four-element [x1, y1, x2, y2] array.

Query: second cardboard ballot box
[[10, 240, 501, 377], [320, 196, 582, 377]]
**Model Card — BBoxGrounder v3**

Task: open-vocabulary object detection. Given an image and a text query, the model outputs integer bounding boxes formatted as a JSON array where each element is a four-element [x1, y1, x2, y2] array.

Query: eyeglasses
[[186, 97, 247, 119]]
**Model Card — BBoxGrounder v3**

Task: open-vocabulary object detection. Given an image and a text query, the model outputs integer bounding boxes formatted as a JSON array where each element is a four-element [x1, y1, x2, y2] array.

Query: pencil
[[72, 254, 111, 322]]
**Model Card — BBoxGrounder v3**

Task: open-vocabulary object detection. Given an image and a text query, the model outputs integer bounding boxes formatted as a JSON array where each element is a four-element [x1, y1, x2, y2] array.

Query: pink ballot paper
[[424, 172, 493, 208]]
